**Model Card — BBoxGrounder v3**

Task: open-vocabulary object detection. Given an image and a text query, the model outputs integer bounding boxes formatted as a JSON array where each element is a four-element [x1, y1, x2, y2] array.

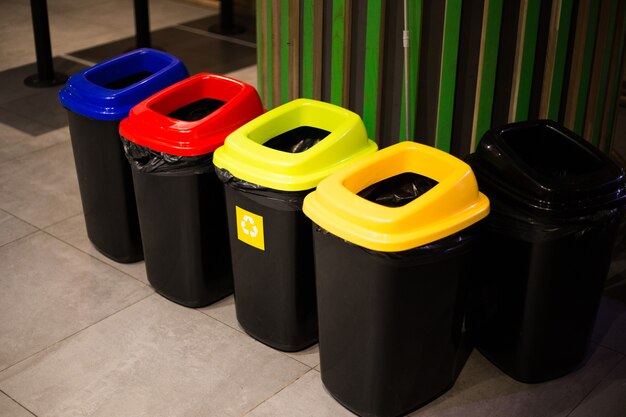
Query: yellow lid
[[213, 98, 378, 191], [303, 141, 490, 252]]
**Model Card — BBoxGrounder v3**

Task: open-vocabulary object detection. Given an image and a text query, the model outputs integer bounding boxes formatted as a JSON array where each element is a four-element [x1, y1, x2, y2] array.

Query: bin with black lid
[[119, 72, 263, 307], [213, 98, 378, 351], [466, 119, 626, 383], [302, 141, 490, 417], [58, 48, 188, 263]]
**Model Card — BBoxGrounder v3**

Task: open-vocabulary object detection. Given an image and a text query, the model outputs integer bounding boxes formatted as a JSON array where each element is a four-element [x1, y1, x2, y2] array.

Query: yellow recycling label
[[236, 206, 265, 250]]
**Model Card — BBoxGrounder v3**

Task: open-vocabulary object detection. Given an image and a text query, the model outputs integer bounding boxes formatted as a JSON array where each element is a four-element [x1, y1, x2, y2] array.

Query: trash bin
[[302, 141, 490, 417], [466, 120, 626, 383], [58, 48, 188, 263], [119, 73, 263, 307], [213, 98, 378, 351]]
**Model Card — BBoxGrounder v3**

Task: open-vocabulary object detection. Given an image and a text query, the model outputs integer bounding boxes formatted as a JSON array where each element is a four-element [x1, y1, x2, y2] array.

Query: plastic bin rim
[[302, 141, 490, 252], [119, 73, 264, 156], [213, 98, 378, 191], [58, 48, 187, 121]]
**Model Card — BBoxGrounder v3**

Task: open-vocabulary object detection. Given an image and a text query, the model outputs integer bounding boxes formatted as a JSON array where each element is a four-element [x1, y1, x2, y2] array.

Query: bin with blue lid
[[58, 48, 188, 263]]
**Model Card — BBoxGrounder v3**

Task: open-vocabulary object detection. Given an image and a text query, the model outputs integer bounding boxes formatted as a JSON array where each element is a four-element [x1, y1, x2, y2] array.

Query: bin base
[[224, 185, 318, 352], [133, 169, 233, 308]]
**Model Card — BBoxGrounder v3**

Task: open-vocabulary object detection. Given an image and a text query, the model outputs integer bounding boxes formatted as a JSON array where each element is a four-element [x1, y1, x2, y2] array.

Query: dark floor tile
[[179, 14, 256, 45], [0, 88, 70, 134], [568, 356, 626, 417], [0, 108, 59, 137], [0, 57, 88, 105], [593, 274, 626, 354], [69, 27, 256, 75]]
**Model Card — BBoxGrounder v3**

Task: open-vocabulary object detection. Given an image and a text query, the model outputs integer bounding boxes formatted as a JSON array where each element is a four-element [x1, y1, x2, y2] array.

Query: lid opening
[[167, 98, 226, 121], [263, 126, 330, 153], [103, 71, 154, 90], [502, 125, 604, 178], [357, 172, 439, 208]]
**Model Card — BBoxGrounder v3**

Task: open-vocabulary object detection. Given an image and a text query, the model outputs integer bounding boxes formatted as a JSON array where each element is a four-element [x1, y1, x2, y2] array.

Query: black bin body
[[467, 120, 626, 383], [67, 113, 142, 262], [131, 167, 233, 307], [222, 183, 317, 351], [314, 229, 476, 417], [58, 48, 188, 263]]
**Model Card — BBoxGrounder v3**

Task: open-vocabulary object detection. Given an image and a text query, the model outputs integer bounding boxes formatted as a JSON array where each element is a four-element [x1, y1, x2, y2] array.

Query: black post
[[24, 0, 67, 87], [134, 0, 151, 49], [209, 0, 245, 35]]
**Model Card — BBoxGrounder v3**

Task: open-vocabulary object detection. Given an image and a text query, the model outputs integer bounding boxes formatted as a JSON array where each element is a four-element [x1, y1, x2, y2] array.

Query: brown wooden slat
[[271, 0, 281, 108], [584, 0, 614, 141], [289, 0, 300, 100]]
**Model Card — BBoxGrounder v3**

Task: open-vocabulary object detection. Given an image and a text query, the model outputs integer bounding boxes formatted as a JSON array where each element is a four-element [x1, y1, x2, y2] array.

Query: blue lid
[[58, 48, 188, 120]]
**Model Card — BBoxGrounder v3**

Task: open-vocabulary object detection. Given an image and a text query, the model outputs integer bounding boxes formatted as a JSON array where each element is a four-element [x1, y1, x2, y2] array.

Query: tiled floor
[[1, 1, 626, 416]]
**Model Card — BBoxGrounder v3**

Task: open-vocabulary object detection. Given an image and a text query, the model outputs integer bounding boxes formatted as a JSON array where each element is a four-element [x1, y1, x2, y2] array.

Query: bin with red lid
[[119, 72, 263, 307]]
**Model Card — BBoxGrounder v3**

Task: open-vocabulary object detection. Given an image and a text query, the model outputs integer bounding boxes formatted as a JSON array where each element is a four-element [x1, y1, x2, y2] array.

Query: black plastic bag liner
[[215, 167, 311, 209], [357, 172, 439, 208], [262, 126, 330, 153], [122, 137, 215, 176], [167, 98, 225, 121]]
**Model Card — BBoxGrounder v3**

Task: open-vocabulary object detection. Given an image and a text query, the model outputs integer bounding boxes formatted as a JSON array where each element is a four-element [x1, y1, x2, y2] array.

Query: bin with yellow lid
[[302, 141, 489, 417], [213, 98, 377, 351]]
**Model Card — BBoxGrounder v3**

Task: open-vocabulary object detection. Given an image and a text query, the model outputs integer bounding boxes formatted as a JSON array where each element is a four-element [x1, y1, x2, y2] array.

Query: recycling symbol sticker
[[235, 206, 265, 250]]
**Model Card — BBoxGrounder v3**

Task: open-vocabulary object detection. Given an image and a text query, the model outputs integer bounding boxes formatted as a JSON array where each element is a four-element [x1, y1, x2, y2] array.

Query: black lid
[[468, 120, 626, 215]]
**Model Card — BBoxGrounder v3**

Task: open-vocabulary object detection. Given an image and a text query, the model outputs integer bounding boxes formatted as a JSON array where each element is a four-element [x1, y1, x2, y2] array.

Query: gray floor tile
[[0, 295, 309, 417], [407, 347, 622, 417], [568, 355, 626, 417], [0, 209, 36, 247], [0, 109, 54, 137], [0, 141, 82, 228], [200, 295, 321, 368], [0, 124, 69, 165], [44, 213, 148, 284], [0, 391, 34, 417], [0, 89, 69, 133], [0, 232, 152, 371], [224, 65, 258, 90], [199, 294, 241, 330], [244, 369, 353, 417], [285, 345, 320, 369], [593, 274, 626, 354]]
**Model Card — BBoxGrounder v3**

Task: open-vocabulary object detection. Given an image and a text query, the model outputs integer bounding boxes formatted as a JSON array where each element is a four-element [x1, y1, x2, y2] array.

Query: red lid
[[119, 73, 263, 156]]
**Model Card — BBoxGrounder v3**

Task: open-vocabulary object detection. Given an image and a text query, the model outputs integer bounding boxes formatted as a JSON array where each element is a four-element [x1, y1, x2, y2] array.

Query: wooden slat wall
[[258, 0, 626, 156]]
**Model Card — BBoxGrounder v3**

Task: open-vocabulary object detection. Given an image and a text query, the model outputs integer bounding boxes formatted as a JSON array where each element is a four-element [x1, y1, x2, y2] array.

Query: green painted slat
[[592, 0, 620, 146], [573, 1, 601, 134], [473, 0, 504, 149], [513, 0, 541, 121], [546, 0, 575, 120], [399, 0, 422, 142], [362, 0, 383, 139], [256, 0, 264, 104], [435, 0, 463, 152], [265, 0, 274, 109], [280, 0, 289, 104], [603, 5, 626, 153], [330, 0, 346, 105], [302, 0, 314, 99]]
